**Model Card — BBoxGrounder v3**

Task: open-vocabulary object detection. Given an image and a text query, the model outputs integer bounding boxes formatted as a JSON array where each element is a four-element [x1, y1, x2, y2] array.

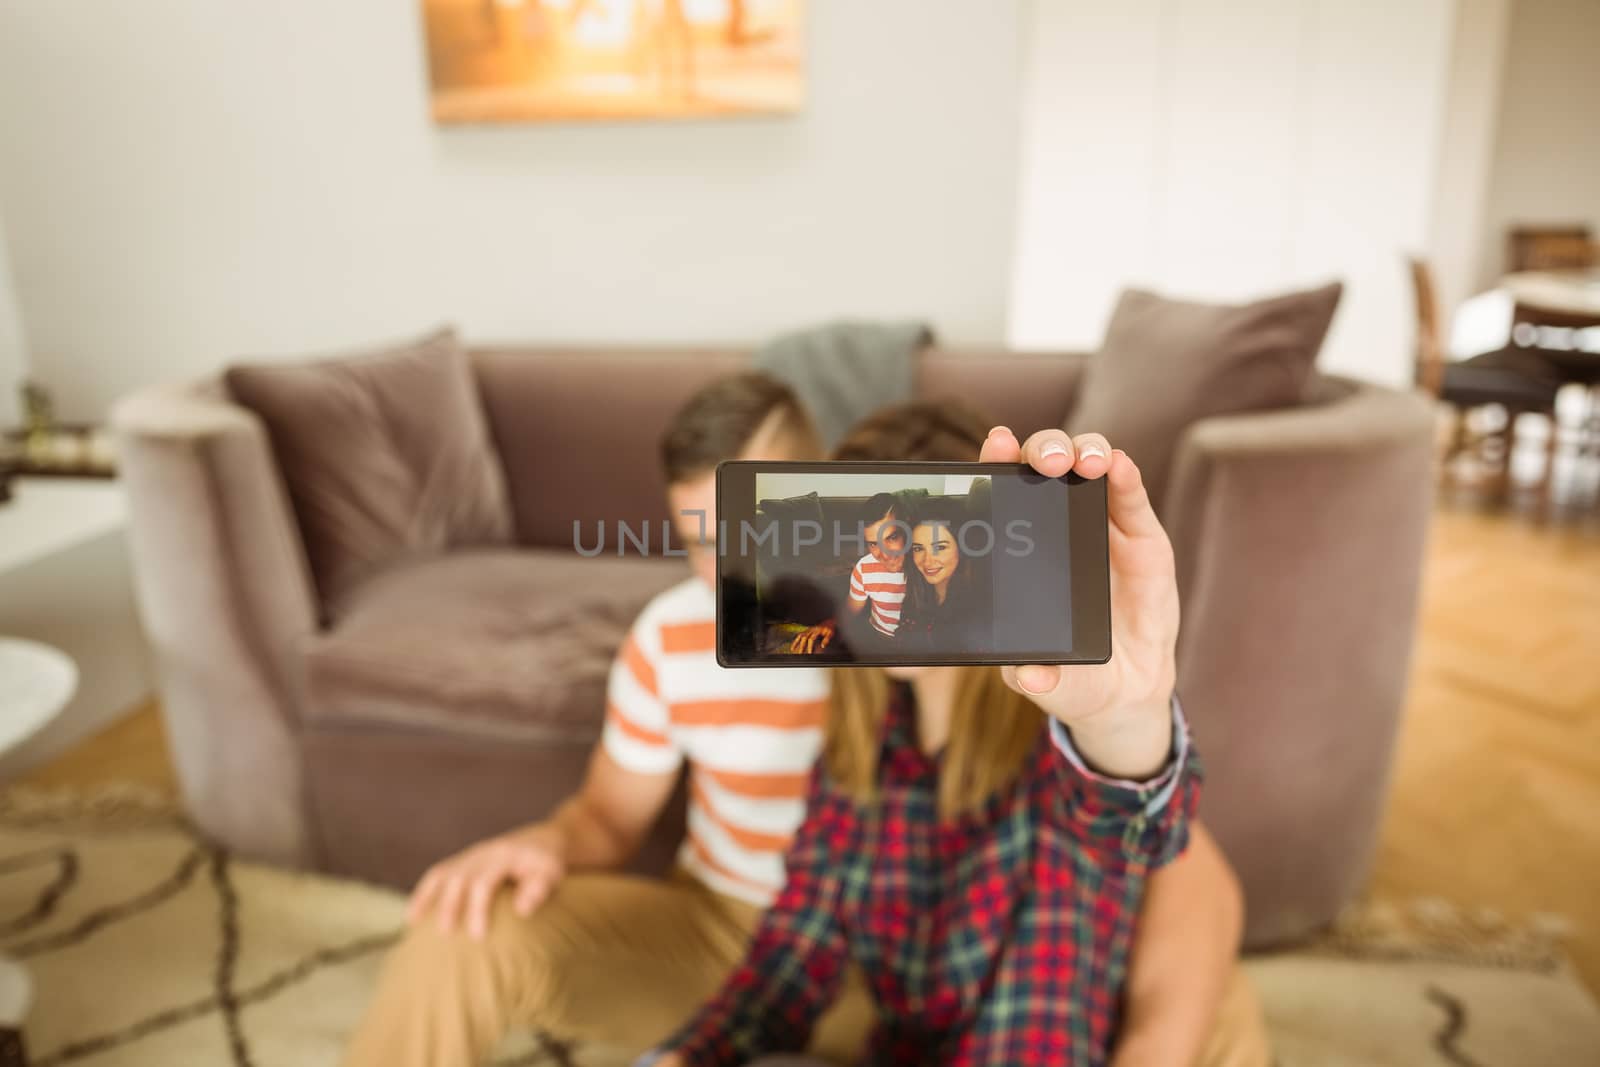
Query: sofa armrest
[[111, 378, 319, 867], [1161, 378, 1435, 947]]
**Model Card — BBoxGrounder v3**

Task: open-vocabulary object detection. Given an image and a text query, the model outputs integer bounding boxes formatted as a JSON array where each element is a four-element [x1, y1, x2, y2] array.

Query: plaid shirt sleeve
[[1048, 693, 1201, 869], [659, 765, 855, 1067]]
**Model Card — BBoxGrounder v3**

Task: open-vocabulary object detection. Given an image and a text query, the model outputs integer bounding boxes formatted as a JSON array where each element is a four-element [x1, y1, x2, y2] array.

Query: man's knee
[[345, 896, 564, 1067], [387, 893, 564, 996]]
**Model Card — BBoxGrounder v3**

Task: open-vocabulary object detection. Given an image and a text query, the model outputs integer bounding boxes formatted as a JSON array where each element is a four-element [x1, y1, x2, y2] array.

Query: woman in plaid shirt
[[649, 411, 1208, 1067]]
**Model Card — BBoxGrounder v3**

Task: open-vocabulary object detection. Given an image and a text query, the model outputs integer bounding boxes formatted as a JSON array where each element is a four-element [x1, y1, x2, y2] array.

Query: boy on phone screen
[[790, 493, 907, 655]]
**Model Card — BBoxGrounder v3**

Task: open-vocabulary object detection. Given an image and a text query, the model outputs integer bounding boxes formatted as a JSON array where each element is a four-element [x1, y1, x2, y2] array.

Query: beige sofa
[[110, 345, 1434, 948]]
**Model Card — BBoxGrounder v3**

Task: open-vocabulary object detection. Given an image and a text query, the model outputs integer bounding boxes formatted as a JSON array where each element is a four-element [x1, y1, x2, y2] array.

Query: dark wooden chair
[[1508, 225, 1597, 272], [1509, 299, 1600, 463], [1407, 257, 1562, 489], [1509, 299, 1600, 385]]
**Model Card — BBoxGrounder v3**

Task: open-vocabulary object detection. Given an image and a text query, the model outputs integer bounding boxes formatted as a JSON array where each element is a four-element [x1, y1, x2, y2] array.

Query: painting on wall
[[421, 0, 805, 123]]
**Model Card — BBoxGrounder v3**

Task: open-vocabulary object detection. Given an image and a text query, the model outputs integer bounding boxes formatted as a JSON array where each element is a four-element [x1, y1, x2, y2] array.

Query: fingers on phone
[[1023, 430, 1075, 475], [979, 425, 1021, 464], [1008, 663, 1062, 695], [1106, 450, 1161, 537], [1070, 433, 1111, 477]]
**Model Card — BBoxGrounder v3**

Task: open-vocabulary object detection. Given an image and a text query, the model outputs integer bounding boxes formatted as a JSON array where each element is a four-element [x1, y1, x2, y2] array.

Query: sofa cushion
[[225, 327, 514, 615], [302, 549, 682, 742], [472, 346, 748, 550], [918, 349, 1088, 438], [1065, 283, 1342, 513]]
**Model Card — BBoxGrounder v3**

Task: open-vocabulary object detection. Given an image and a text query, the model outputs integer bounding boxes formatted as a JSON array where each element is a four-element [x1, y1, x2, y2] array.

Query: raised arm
[[979, 427, 1180, 782], [1046, 693, 1199, 868]]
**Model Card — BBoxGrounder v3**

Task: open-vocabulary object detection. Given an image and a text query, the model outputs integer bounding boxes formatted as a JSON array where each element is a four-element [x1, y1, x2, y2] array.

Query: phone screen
[[715, 461, 1110, 667]]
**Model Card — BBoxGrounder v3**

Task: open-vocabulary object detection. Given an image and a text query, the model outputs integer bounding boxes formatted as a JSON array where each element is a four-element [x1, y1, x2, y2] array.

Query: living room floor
[[22, 504, 1600, 997]]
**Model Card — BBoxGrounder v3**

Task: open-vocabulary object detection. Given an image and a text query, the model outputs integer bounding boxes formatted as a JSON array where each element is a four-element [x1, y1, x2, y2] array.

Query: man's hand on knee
[[407, 823, 568, 941]]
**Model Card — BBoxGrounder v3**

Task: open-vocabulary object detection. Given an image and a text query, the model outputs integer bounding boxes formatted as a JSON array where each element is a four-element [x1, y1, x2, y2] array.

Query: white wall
[[1427, 0, 1512, 320], [1008, 0, 1458, 388], [757, 472, 949, 499], [1476, 0, 1600, 288], [0, 0, 1023, 420], [0, 217, 26, 428]]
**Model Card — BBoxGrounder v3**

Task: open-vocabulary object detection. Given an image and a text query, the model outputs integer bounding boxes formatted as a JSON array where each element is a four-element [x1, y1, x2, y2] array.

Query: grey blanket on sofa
[[753, 319, 932, 448]]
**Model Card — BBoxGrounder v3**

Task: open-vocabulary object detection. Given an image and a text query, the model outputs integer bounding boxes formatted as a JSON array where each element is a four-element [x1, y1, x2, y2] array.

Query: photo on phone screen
[[715, 462, 1111, 667]]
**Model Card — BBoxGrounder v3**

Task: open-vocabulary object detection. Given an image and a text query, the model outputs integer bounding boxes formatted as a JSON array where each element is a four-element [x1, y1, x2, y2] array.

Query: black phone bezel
[[714, 460, 1111, 668]]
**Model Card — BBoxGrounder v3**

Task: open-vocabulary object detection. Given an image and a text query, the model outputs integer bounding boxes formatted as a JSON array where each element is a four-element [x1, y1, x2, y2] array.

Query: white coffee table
[[0, 637, 78, 1032], [0, 639, 77, 756], [0, 477, 152, 773]]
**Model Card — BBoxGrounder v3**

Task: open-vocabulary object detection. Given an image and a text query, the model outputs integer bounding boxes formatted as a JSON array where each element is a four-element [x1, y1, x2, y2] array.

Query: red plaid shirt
[[662, 683, 1199, 1066]]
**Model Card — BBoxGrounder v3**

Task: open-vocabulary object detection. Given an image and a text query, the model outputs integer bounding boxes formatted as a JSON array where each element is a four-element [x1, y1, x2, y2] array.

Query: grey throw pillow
[[225, 326, 514, 615], [1065, 282, 1342, 513]]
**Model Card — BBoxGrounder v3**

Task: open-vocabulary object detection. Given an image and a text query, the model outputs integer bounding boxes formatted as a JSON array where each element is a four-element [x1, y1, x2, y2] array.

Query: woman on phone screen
[[896, 498, 992, 655]]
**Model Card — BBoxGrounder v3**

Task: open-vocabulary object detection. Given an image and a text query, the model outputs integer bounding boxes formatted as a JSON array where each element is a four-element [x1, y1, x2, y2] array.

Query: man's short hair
[[660, 372, 821, 485], [862, 491, 901, 526]]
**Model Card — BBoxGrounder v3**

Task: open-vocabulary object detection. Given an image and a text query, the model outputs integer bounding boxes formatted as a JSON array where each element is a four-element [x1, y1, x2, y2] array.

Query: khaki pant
[[342, 871, 1269, 1067]]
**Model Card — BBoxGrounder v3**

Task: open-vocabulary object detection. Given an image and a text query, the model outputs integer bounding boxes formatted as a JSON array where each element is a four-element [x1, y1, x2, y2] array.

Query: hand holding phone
[[985, 427, 1180, 780]]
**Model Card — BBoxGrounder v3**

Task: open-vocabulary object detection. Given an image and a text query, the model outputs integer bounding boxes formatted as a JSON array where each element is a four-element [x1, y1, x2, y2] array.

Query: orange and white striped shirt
[[849, 553, 906, 636], [602, 578, 827, 906]]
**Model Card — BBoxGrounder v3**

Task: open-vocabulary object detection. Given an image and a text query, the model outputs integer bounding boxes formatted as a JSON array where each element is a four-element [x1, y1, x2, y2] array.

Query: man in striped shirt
[[343, 373, 866, 1067], [789, 493, 906, 655], [343, 375, 1267, 1067], [849, 493, 909, 639]]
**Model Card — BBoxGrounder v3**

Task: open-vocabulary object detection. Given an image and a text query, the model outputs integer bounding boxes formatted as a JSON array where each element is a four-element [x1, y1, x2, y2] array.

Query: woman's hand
[[980, 427, 1179, 780], [407, 822, 568, 940]]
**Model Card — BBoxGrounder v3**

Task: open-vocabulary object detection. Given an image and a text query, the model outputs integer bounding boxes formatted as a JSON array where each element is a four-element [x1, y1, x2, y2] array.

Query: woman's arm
[[1047, 694, 1201, 871], [976, 428, 1181, 780], [655, 770, 856, 1067], [1113, 822, 1244, 1067]]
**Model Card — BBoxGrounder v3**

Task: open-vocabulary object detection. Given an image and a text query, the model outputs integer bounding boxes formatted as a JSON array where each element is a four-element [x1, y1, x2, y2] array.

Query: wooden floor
[[19, 695, 177, 796], [1367, 501, 1600, 993], [20, 501, 1600, 992]]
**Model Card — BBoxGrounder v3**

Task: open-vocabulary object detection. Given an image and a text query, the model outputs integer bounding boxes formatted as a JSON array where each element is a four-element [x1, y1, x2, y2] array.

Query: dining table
[[1502, 269, 1600, 319], [1450, 268, 1600, 360]]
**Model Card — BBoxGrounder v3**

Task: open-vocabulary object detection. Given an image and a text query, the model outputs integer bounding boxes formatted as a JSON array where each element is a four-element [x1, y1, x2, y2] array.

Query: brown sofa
[[110, 345, 1433, 948]]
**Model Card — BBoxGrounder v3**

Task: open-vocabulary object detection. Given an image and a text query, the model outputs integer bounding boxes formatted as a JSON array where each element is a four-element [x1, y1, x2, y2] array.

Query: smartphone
[[714, 461, 1110, 667]]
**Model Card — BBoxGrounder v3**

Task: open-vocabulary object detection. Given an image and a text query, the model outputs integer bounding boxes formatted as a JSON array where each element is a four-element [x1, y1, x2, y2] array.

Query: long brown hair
[[825, 400, 1043, 817]]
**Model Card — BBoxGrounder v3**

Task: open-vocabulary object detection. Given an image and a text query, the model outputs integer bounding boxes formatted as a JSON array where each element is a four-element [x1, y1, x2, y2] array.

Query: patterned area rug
[[3, 787, 1598, 1066], [0, 788, 628, 1067]]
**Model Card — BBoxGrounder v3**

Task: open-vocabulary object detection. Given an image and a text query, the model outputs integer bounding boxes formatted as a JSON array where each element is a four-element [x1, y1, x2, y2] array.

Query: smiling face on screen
[[864, 512, 907, 572], [911, 520, 960, 601]]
